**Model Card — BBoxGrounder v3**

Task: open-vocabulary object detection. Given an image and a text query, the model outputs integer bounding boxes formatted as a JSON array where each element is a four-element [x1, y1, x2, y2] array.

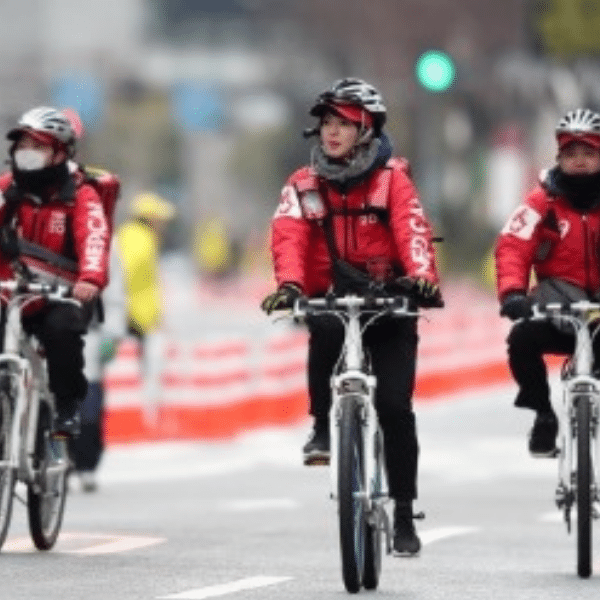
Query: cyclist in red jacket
[[0, 107, 112, 438], [496, 109, 600, 457], [261, 78, 442, 556]]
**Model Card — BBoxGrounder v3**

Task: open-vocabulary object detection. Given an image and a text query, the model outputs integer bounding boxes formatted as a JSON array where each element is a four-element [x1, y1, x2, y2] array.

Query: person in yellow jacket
[[116, 192, 176, 425]]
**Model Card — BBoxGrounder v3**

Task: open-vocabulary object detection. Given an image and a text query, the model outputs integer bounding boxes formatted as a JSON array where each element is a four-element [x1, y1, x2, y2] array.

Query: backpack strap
[[293, 162, 397, 222], [294, 171, 327, 220], [534, 201, 561, 261]]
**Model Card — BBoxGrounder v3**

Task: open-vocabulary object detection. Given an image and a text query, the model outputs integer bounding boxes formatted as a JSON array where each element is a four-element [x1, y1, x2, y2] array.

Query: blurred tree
[[227, 119, 307, 211], [85, 83, 182, 194], [529, 0, 600, 57]]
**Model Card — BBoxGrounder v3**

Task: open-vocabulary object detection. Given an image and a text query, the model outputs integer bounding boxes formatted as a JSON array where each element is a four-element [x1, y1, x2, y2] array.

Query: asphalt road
[[0, 379, 599, 599]]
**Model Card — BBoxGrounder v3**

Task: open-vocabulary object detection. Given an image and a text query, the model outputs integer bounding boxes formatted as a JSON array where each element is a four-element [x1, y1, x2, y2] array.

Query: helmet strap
[[356, 124, 374, 146]]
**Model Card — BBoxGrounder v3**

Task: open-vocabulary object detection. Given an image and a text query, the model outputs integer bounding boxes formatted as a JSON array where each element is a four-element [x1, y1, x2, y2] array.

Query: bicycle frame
[[0, 280, 72, 488], [531, 303, 600, 520], [295, 295, 417, 523], [328, 299, 381, 509], [529, 301, 600, 577]]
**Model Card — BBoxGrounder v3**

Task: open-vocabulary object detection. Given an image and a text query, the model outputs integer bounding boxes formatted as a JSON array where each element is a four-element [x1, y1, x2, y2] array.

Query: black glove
[[261, 283, 303, 315], [396, 276, 444, 308], [0, 226, 19, 260], [500, 292, 532, 321]]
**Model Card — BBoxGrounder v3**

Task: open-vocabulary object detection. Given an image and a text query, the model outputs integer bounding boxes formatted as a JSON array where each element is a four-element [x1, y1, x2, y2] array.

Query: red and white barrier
[[102, 278, 560, 444]]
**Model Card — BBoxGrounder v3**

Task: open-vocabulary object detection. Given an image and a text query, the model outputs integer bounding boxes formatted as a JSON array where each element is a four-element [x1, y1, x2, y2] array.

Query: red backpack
[[80, 165, 120, 237]]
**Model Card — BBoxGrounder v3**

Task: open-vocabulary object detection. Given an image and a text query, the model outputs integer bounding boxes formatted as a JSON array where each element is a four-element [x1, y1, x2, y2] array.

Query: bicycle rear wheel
[[0, 390, 15, 549], [338, 394, 367, 593], [27, 401, 68, 550], [363, 428, 384, 590], [576, 395, 592, 578]]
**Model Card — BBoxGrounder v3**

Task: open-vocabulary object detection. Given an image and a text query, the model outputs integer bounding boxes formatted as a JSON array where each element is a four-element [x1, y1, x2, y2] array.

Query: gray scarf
[[310, 137, 381, 184]]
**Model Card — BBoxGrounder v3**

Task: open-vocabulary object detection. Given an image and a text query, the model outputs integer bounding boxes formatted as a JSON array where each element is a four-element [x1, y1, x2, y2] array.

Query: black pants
[[507, 319, 600, 412], [23, 302, 91, 413], [68, 382, 104, 471], [307, 314, 419, 501]]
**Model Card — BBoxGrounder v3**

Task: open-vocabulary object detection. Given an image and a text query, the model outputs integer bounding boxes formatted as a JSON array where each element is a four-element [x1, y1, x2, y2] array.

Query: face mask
[[13, 149, 49, 171]]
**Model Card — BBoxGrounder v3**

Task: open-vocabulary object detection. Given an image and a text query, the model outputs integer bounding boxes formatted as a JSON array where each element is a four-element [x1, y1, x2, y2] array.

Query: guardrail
[[103, 278, 545, 444]]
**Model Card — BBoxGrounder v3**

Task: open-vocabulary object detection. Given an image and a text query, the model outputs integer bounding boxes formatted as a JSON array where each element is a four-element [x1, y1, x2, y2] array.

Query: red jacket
[[0, 163, 110, 289], [495, 175, 600, 300], [270, 158, 440, 296]]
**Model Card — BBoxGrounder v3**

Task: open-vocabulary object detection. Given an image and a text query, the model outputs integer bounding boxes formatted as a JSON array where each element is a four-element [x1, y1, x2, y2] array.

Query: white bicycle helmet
[[7, 106, 76, 152], [556, 109, 600, 135], [310, 78, 387, 133]]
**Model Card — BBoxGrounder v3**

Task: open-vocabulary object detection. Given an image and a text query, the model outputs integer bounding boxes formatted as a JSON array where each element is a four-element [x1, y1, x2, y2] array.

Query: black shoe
[[393, 503, 421, 557], [53, 408, 81, 440], [302, 420, 330, 466], [529, 411, 558, 457]]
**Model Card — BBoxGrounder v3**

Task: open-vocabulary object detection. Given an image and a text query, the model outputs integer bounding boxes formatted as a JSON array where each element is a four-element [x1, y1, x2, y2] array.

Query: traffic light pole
[[414, 89, 444, 227]]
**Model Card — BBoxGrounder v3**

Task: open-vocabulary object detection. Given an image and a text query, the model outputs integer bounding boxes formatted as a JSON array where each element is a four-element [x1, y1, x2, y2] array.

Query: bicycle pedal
[[303, 454, 330, 467], [413, 511, 425, 520]]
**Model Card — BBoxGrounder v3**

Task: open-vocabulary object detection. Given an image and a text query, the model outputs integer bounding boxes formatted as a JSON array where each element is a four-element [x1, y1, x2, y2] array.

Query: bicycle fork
[[556, 381, 600, 531], [329, 373, 378, 497]]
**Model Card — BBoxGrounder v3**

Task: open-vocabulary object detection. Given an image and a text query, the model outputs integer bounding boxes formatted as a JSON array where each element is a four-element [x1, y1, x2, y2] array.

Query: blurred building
[[1, 0, 599, 276]]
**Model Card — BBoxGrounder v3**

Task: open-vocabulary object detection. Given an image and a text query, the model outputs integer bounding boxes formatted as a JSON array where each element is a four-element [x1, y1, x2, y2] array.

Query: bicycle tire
[[363, 428, 384, 590], [338, 394, 366, 593], [0, 390, 15, 549], [576, 395, 592, 578], [27, 401, 68, 550]]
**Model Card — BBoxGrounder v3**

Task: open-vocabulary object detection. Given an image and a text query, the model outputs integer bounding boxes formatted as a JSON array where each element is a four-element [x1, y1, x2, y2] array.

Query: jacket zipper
[[31, 205, 42, 242], [342, 193, 348, 260]]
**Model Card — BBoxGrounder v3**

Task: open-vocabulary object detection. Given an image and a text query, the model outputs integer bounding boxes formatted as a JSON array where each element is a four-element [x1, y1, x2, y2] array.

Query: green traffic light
[[415, 50, 455, 92]]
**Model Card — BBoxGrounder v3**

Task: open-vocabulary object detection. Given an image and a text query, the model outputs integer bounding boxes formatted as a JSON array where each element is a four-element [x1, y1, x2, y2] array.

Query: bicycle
[[0, 276, 75, 551], [293, 293, 420, 593], [529, 301, 600, 578]]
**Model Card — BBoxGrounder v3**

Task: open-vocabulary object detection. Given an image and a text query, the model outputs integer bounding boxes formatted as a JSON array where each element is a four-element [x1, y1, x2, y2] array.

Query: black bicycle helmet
[[310, 78, 387, 134]]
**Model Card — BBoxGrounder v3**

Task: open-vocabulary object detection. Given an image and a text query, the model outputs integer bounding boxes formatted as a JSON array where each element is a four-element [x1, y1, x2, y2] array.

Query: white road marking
[[66, 534, 166, 555], [158, 576, 293, 599], [2, 532, 166, 554], [420, 526, 479, 545], [219, 498, 300, 512]]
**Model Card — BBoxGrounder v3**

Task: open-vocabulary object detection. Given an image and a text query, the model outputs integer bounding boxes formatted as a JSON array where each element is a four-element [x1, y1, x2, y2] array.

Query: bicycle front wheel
[[0, 390, 15, 549], [338, 394, 367, 594], [27, 402, 68, 550], [576, 395, 592, 578], [363, 428, 384, 590]]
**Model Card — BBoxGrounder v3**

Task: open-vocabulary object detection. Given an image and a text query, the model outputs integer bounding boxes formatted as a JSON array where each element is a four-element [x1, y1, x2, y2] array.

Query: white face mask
[[13, 149, 49, 171]]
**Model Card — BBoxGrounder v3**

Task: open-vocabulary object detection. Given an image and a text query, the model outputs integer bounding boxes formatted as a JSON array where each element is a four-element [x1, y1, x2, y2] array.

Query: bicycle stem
[[344, 303, 363, 371]]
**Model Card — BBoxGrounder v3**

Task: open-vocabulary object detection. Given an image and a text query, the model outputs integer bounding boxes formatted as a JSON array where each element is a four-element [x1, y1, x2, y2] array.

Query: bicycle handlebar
[[293, 294, 417, 318], [0, 280, 74, 304], [530, 301, 600, 318]]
